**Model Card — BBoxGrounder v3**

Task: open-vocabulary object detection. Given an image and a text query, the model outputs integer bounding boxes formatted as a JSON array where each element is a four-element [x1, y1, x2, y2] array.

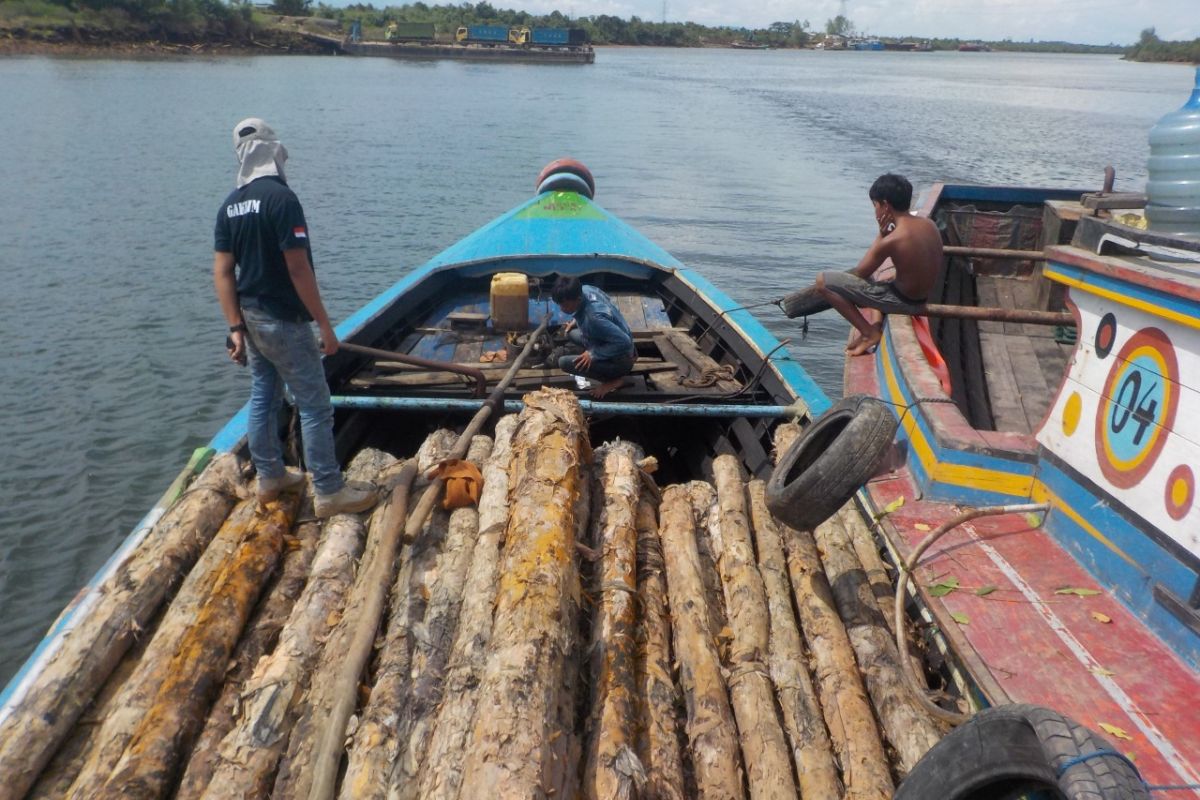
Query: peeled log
[[710, 457, 796, 800], [197, 474, 376, 800], [457, 389, 587, 800], [273, 454, 418, 800], [0, 453, 244, 800], [745, 481, 841, 800], [582, 440, 647, 800], [838, 505, 897, 634], [634, 495, 686, 800], [658, 484, 744, 800], [813, 512, 944, 775], [772, 423, 891, 800], [684, 481, 729, 649], [97, 494, 299, 799], [414, 415, 519, 800], [66, 495, 262, 800], [378, 435, 494, 800], [175, 513, 321, 800]]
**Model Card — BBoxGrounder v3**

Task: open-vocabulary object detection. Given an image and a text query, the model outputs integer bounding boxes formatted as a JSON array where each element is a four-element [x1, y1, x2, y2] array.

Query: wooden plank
[[657, 331, 741, 393], [642, 295, 674, 329], [452, 336, 484, 365], [612, 293, 648, 332], [973, 277, 1004, 334], [978, 332, 1031, 434], [1005, 335, 1053, 428]]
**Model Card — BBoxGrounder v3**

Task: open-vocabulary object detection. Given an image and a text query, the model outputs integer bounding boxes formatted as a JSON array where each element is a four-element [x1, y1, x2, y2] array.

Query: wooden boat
[[829, 182, 1200, 793], [0, 162, 953, 799]]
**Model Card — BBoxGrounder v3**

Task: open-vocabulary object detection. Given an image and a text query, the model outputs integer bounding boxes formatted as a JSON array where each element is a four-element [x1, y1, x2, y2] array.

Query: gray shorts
[[821, 271, 926, 313]]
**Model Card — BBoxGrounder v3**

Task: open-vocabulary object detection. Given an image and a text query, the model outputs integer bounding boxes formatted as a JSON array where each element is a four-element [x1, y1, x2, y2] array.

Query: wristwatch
[[230, 322, 248, 334]]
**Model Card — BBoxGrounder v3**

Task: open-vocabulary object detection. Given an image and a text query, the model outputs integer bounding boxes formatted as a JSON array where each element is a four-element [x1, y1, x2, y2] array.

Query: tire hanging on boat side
[[894, 704, 1150, 800], [765, 394, 896, 532]]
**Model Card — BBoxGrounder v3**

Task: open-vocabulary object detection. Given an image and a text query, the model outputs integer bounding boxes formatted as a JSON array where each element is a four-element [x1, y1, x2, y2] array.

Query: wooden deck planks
[[642, 294, 674, 329], [978, 332, 1031, 434]]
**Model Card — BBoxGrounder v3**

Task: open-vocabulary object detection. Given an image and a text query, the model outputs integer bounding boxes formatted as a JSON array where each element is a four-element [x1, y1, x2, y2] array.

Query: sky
[[454, 0, 1198, 46]]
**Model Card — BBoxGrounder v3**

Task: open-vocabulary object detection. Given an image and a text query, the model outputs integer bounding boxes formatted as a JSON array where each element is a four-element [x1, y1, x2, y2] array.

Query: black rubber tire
[[779, 283, 833, 318], [765, 394, 897, 532], [896, 704, 1150, 800]]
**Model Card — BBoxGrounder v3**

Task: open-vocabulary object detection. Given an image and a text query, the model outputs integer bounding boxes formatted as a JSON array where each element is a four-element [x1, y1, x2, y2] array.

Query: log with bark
[[657, 484, 744, 800], [634, 493, 687, 800], [684, 480, 729, 651], [174, 512, 321, 799], [197, 455, 394, 800], [272, 452, 417, 800], [456, 389, 588, 800], [66, 494, 263, 800], [772, 423, 892, 800], [710, 456, 797, 800], [0, 453, 245, 800], [582, 440, 647, 800], [413, 414, 519, 800], [96, 493, 301, 799], [370, 435, 493, 800], [745, 480, 841, 800], [813, 511, 944, 776], [838, 505, 898, 634]]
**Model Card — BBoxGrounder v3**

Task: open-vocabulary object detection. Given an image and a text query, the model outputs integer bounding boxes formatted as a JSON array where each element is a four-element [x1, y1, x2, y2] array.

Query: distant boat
[[730, 40, 770, 50], [958, 42, 990, 52]]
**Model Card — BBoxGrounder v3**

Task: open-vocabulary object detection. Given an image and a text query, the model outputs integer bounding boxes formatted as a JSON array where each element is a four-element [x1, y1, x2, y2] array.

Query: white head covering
[[233, 117, 288, 189]]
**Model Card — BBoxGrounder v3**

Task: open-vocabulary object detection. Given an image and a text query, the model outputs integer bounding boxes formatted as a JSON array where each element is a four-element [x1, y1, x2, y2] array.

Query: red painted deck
[[846, 320, 1200, 794]]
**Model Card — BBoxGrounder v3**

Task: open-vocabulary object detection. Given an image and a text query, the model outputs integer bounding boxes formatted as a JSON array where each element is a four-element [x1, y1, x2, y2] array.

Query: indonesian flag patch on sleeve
[[293, 226, 307, 239]]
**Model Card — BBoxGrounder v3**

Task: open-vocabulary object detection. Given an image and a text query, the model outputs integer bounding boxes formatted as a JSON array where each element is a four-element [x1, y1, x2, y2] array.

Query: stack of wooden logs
[[2, 388, 947, 800]]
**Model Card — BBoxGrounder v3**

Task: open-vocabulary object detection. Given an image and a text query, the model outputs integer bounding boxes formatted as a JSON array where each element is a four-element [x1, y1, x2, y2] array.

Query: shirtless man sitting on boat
[[551, 276, 637, 399], [816, 173, 943, 356]]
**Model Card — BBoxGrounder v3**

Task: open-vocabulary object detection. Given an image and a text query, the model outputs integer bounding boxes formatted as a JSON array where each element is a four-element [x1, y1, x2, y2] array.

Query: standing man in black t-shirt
[[214, 118, 376, 518]]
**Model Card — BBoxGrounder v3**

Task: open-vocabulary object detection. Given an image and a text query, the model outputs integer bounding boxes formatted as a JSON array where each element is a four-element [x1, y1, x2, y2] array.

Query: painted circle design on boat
[[1094, 327, 1179, 489], [1094, 312, 1117, 359], [1062, 391, 1082, 437], [1165, 464, 1194, 521]]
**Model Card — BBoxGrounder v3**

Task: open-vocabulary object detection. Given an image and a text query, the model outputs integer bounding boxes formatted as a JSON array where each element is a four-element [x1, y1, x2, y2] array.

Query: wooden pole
[[910, 303, 1071, 326], [657, 484, 744, 800], [583, 441, 648, 800], [97, 494, 300, 799], [745, 481, 842, 800], [0, 454, 244, 800], [812, 512, 944, 776], [386, 435, 494, 800], [457, 388, 587, 800], [633, 494, 687, 800], [710, 457, 797, 800], [942, 245, 1046, 261], [404, 317, 550, 540], [414, 415, 520, 800], [277, 455, 419, 800], [772, 424, 892, 800]]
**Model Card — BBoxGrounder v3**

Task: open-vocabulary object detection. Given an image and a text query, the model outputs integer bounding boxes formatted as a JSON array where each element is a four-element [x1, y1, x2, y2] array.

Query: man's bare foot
[[591, 377, 626, 399], [847, 325, 883, 356]]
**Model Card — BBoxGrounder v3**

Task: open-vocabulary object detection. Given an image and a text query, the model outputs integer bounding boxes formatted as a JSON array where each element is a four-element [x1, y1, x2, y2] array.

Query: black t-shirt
[[214, 175, 314, 322]]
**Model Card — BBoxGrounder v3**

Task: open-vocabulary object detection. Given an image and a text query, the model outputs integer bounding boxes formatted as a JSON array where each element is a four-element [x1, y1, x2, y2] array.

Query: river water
[[0, 48, 1190, 684]]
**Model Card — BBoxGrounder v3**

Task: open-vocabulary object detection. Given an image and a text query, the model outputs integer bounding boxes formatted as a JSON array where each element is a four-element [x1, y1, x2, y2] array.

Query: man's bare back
[[815, 173, 944, 356]]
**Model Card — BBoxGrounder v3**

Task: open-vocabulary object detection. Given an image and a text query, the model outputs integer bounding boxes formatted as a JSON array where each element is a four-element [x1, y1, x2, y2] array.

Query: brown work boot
[[257, 467, 307, 503], [314, 480, 379, 518]]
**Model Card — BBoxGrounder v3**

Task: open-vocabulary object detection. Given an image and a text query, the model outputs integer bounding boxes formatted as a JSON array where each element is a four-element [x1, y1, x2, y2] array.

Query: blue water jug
[[1147, 67, 1200, 236]]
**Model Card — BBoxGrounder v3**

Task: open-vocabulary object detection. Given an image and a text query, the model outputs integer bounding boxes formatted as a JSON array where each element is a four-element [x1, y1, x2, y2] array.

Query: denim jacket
[[574, 285, 634, 361]]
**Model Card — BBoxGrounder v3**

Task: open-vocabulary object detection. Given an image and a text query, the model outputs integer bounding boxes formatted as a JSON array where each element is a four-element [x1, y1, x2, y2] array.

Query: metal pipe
[[943, 245, 1047, 261], [892, 502, 1050, 726], [331, 395, 806, 418], [338, 341, 487, 398], [915, 303, 1073, 326]]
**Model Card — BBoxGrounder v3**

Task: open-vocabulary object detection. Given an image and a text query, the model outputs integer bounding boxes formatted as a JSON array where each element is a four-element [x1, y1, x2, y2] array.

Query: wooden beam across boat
[[330, 395, 806, 418]]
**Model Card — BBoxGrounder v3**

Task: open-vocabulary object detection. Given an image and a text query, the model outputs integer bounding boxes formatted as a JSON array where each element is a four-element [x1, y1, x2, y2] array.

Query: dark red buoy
[[535, 159, 595, 199]]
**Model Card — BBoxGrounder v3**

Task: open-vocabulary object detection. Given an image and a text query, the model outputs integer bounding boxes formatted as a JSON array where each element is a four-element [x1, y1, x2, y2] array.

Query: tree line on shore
[[0, 0, 1195, 61]]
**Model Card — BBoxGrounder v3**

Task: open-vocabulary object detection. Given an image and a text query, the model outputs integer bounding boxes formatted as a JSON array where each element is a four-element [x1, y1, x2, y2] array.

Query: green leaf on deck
[[950, 612, 970, 625], [874, 495, 905, 521], [1054, 587, 1102, 597], [975, 585, 998, 597], [929, 577, 960, 597]]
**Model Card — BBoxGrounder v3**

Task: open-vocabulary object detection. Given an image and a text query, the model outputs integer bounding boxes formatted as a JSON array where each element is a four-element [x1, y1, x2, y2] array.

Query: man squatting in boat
[[551, 275, 637, 399], [213, 117, 379, 518], [816, 173, 943, 356]]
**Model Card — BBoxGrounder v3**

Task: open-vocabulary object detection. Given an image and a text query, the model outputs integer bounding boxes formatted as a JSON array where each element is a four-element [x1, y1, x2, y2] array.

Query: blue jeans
[[242, 306, 343, 496]]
